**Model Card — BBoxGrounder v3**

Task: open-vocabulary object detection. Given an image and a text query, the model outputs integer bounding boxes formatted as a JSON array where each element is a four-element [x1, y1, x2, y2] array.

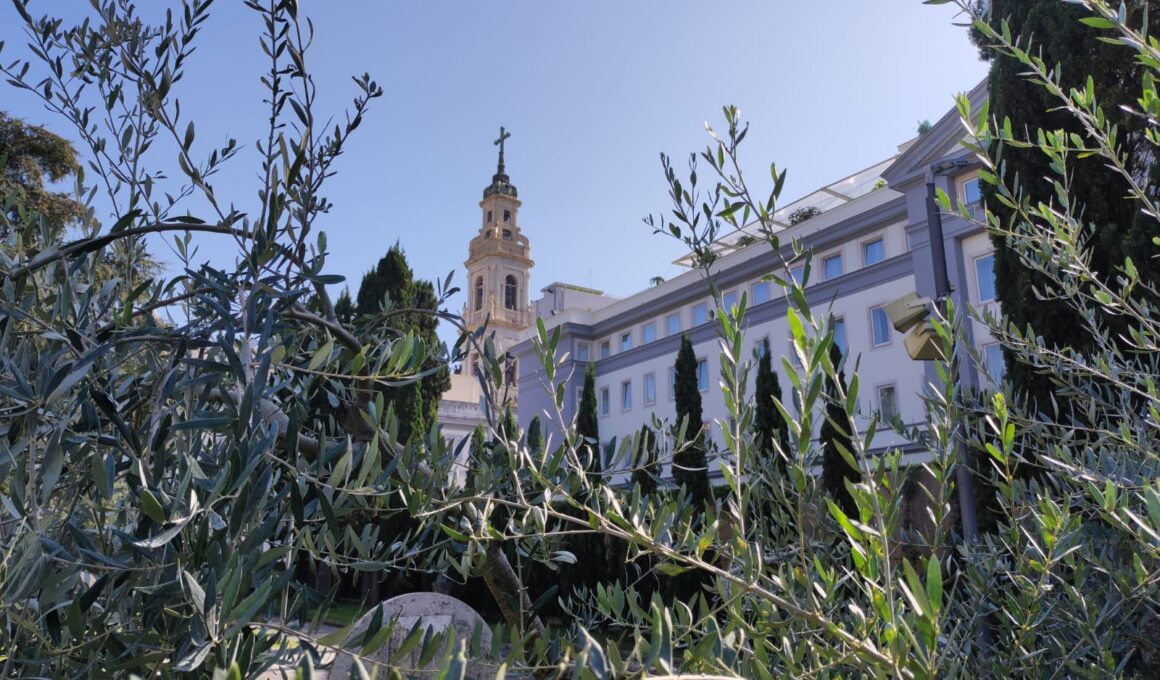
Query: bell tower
[[463, 127, 533, 385]]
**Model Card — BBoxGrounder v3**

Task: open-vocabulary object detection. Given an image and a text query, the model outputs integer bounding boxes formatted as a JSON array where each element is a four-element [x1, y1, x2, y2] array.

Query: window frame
[[599, 341, 611, 359], [621, 380, 633, 412], [600, 386, 610, 416], [643, 372, 656, 406], [666, 312, 681, 337], [869, 305, 891, 348], [692, 302, 709, 326], [832, 316, 847, 354], [697, 358, 709, 392], [642, 322, 656, 344], [974, 253, 996, 303], [752, 279, 770, 305], [957, 172, 983, 210], [862, 237, 886, 266], [822, 252, 843, 281], [620, 331, 633, 352], [983, 342, 1005, 387], [877, 383, 898, 422], [576, 342, 590, 362], [722, 290, 739, 313]]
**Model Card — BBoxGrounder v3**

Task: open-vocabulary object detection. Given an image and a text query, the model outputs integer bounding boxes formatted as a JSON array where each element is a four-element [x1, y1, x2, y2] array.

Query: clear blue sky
[[3, 1, 986, 344]]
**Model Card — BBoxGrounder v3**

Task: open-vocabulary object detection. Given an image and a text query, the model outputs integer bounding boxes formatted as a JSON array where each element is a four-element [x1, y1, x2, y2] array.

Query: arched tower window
[[504, 355, 517, 385], [474, 277, 484, 311], [504, 275, 518, 310]]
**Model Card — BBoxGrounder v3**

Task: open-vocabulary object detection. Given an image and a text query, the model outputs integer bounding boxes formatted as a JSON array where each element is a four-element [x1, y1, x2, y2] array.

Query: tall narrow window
[[503, 209, 512, 223], [620, 332, 633, 352], [863, 238, 885, 266], [474, 277, 484, 311], [697, 359, 709, 391], [877, 384, 898, 421], [600, 387, 610, 416], [975, 255, 996, 302], [984, 343, 1005, 386], [642, 322, 656, 344], [577, 343, 590, 362], [504, 275, 518, 310], [600, 341, 610, 359], [644, 372, 656, 405], [621, 381, 632, 411], [870, 306, 891, 346], [833, 317, 847, 354], [666, 313, 681, 336]]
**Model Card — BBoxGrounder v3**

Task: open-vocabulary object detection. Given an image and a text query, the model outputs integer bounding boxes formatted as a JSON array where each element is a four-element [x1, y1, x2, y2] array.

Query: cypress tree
[[821, 344, 858, 518], [631, 425, 658, 497], [754, 338, 789, 468], [334, 287, 355, 324], [974, 2, 1160, 412], [526, 415, 542, 455], [576, 362, 600, 476], [673, 334, 711, 509], [352, 243, 449, 442]]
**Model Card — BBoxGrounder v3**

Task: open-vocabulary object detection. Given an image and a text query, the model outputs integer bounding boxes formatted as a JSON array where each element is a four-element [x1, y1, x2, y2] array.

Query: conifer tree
[[974, 1, 1160, 410], [754, 338, 788, 468], [352, 243, 449, 441], [673, 334, 710, 509], [820, 344, 858, 517], [334, 287, 354, 324], [631, 425, 658, 496], [576, 362, 600, 476], [526, 415, 542, 455]]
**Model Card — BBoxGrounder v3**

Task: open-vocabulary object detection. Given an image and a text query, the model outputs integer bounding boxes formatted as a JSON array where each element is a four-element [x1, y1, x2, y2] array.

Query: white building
[[509, 82, 1001, 480]]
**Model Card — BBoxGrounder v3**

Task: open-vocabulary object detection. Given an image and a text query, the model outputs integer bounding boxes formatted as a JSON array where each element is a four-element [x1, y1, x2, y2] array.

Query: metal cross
[[494, 126, 511, 155]]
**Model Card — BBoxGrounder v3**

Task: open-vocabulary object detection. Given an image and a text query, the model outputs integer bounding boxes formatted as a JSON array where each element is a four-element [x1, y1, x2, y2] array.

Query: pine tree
[[576, 362, 600, 476], [821, 344, 858, 518], [631, 425, 658, 496], [673, 334, 711, 509], [974, 1, 1160, 411], [754, 338, 788, 468], [0, 112, 84, 233]]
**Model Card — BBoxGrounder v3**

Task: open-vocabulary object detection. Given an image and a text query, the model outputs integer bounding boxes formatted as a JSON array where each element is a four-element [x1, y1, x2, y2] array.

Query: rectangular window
[[693, 303, 709, 325], [644, 372, 656, 405], [723, 290, 738, 312], [870, 306, 891, 347], [620, 332, 633, 352], [599, 341, 611, 359], [697, 359, 709, 392], [752, 280, 770, 305], [666, 313, 681, 336], [600, 387, 610, 416], [823, 253, 843, 281], [642, 322, 656, 344], [877, 384, 898, 421], [984, 343, 1005, 386], [621, 381, 632, 411], [975, 254, 996, 302], [961, 176, 983, 208], [863, 238, 885, 266], [833, 317, 847, 354], [576, 343, 590, 362], [668, 366, 677, 400]]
